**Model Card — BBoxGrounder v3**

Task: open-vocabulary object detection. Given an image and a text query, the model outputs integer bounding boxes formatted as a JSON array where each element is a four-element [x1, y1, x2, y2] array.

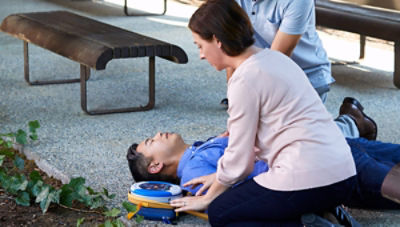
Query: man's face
[[136, 132, 185, 162]]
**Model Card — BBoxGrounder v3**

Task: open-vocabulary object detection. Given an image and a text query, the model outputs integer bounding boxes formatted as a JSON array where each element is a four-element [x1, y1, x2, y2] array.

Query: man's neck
[[169, 143, 190, 178]]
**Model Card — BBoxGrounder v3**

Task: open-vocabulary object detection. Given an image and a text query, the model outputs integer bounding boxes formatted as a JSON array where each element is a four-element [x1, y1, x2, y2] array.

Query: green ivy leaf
[[52, 189, 61, 204], [102, 188, 116, 199], [9, 175, 28, 194], [103, 188, 109, 196], [39, 195, 51, 213], [89, 195, 105, 209], [76, 217, 85, 227], [35, 185, 49, 203], [15, 129, 27, 145], [104, 220, 113, 227], [29, 170, 42, 182], [28, 120, 40, 133], [135, 215, 144, 223], [0, 155, 5, 166], [5, 141, 13, 149], [15, 191, 30, 206], [0, 149, 14, 158], [69, 177, 86, 190], [29, 134, 38, 141], [59, 186, 74, 207], [113, 219, 124, 227], [86, 186, 97, 195], [31, 180, 44, 197], [122, 201, 137, 213], [0, 171, 11, 191], [40, 190, 58, 213], [104, 208, 121, 217], [14, 156, 24, 170]]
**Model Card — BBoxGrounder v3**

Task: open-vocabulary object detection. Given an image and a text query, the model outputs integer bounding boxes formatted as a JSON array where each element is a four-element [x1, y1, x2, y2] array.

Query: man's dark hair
[[188, 0, 255, 56], [126, 143, 179, 184]]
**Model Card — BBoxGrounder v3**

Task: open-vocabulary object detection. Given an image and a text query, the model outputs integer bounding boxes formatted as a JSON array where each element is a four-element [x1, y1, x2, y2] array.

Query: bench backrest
[[338, 0, 400, 11], [315, 0, 400, 41]]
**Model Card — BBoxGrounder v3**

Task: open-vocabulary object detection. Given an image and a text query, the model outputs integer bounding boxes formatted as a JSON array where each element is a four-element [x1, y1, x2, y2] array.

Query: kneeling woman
[[170, 0, 356, 226]]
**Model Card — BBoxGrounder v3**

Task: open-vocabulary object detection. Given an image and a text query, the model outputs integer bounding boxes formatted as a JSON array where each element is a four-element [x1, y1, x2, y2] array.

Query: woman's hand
[[184, 173, 216, 196], [170, 195, 211, 212], [173, 178, 230, 212]]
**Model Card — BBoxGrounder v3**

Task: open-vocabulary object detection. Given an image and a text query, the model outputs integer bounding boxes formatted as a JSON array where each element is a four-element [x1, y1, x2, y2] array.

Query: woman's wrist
[[203, 180, 229, 203]]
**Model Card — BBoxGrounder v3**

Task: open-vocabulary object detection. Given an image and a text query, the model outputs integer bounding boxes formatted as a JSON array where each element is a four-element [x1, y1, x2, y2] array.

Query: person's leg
[[315, 85, 329, 104], [350, 137, 400, 165], [316, 90, 361, 138], [335, 115, 360, 139], [208, 177, 356, 227], [346, 138, 400, 209], [337, 97, 377, 140]]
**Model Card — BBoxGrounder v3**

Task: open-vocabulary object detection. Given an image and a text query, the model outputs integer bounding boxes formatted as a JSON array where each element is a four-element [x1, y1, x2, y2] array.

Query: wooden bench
[[124, 0, 167, 16], [315, 0, 400, 88], [0, 11, 187, 115]]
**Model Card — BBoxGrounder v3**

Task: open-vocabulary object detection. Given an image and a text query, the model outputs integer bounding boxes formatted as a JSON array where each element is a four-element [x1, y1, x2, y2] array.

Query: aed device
[[127, 181, 208, 224]]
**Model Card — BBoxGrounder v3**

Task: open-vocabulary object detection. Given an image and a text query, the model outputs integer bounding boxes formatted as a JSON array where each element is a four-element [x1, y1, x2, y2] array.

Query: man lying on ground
[[127, 97, 400, 210]]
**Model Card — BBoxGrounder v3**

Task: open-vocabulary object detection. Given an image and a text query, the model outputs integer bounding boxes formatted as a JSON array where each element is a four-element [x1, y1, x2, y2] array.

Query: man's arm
[[270, 0, 313, 56], [270, 30, 301, 57]]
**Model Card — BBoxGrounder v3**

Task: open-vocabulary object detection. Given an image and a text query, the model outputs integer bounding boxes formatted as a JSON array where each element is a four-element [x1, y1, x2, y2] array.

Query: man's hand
[[183, 173, 216, 196], [217, 130, 229, 138]]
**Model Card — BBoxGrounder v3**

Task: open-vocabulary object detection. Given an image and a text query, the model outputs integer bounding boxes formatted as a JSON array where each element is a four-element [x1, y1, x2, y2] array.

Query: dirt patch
[[0, 149, 106, 227]]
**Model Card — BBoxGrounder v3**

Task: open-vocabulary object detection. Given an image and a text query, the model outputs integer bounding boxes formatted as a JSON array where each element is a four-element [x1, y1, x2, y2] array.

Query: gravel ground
[[1, 0, 400, 226]]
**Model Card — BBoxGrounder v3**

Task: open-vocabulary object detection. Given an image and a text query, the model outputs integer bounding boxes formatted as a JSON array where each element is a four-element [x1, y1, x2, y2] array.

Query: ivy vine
[[0, 121, 142, 226]]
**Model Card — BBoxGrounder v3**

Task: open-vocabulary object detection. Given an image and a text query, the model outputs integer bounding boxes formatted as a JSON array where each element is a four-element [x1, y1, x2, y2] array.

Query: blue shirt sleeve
[[279, 0, 314, 35]]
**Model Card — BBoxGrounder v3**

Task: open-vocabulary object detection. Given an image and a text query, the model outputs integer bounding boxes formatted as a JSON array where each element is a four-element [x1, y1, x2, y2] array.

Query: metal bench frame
[[315, 0, 400, 88], [23, 41, 156, 115], [1, 11, 187, 115]]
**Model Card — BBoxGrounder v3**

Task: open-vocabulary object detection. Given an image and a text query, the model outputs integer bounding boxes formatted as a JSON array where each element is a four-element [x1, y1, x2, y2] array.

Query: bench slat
[[316, 0, 400, 41], [0, 11, 188, 69]]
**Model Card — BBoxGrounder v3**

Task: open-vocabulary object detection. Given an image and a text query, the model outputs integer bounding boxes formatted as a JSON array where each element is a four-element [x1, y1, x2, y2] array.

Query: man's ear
[[148, 161, 164, 174]]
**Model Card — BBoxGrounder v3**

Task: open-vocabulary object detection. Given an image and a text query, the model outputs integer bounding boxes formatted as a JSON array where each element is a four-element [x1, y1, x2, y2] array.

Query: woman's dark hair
[[126, 143, 179, 184], [188, 0, 255, 56]]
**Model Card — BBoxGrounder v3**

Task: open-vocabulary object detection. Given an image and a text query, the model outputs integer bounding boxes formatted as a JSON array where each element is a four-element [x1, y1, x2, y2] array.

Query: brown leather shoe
[[339, 97, 377, 140]]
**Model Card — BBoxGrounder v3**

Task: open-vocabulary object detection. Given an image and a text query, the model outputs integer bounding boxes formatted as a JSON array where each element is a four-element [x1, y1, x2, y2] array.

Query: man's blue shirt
[[177, 137, 268, 195], [235, 0, 333, 89], [176, 136, 400, 209]]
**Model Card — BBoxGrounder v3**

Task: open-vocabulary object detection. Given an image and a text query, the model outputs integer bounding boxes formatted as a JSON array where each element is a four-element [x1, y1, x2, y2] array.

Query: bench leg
[[23, 41, 88, 85], [124, 0, 167, 16], [359, 35, 366, 60], [80, 56, 156, 115], [394, 41, 400, 89]]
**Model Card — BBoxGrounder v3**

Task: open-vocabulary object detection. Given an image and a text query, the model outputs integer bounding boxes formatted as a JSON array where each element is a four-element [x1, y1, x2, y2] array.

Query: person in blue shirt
[[216, 1, 374, 141], [221, 0, 332, 105], [127, 130, 400, 210]]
